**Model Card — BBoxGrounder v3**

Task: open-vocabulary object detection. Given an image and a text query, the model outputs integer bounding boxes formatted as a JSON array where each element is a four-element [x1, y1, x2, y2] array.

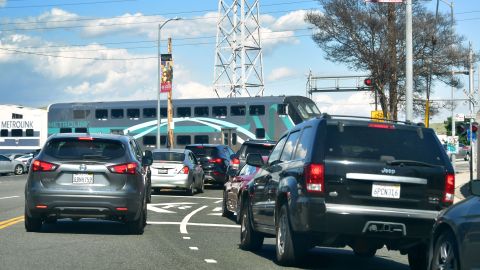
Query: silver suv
[[24, 133, 153, 234]]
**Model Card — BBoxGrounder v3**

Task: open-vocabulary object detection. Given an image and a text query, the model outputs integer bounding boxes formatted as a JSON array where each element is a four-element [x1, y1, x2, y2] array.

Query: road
[[0, 174, 411, 270]]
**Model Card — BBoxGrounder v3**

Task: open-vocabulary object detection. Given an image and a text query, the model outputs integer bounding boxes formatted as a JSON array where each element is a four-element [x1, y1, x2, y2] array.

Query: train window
[[59, 128, 72, 133], [0, 129, 8, 137], [213, 106, 227, 117], [12, 113, 23, 119], [143, 108, 156, 118], [176, 135, 191, 145], [256, 128, 265, 139], [249, 105, 265, 116], [11, 129, 23, 137], [194, 107, 209, 117], [278, 104, 288, 115], [127, 109, 140, 119], [177, 107, 191, 117], [160, 108, 167, 118], [232, 133, 237, 145], [95, 109, 108, 120], [111, 109, 124, 119], [194, 135, 209, 144], [231, 105, 246, 116], [26, 129, 34, 137], [111, 129, 123, 135], [143, 136, 156, 146], [75, 127, 88, 133], [73, 110, 90, 119]]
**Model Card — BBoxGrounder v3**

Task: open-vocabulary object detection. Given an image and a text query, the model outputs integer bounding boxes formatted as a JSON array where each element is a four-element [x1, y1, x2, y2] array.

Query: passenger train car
[[47, 96, 320, 151]]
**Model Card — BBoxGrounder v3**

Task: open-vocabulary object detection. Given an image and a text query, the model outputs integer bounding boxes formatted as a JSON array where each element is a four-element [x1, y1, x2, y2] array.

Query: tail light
[[178, 166, 189, 174], [78, 137, 94, 141], [443, 173, 455, 204], [231, 158, 240, 170], [108, 162, 137, 174], [32, 160, 58, 172], [305, 163, 325, 194], [368, 123, 395, 130], [210, 158, 223, 164]]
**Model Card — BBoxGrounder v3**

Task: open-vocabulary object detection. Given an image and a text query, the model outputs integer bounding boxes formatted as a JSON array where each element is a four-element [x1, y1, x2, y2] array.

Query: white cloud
[[313, 92, 375, 116], [271, 10, 309, 31], [0, 0, 6, 7], [175, 82, 220, 99], [267, 67, 296, 81]]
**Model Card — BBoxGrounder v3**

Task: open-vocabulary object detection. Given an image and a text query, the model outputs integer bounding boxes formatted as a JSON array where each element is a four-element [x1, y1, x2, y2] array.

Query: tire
[[197, 177, 205, 193], [222, 190, 232, 217], [408, 243, 428, 270], [235, 196, 242, 224], [127, 198, 146, 235], [146, 183, 152, 204], [239, 199, 264, 251], [185, 182, 195, 196], [276, 204, 305, 266], [24, 207, 42, 232], [430, 231, 460, 270], [14, 165, 24, 175]]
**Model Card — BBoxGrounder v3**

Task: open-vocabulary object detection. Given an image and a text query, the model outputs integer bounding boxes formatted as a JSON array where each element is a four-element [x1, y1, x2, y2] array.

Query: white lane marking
[[214, 200, 222, 203], [189, 247, 199, 250], [178, 206, 192, 210], [0, 196, 20, 200], [152, 195, 221, 200], [147, 221, 240, 229], [204, 259, 217, 264], [212, 207, 222, 212], [183, 236, 191, 240], [147, 205, 175, 213], [180, 206, 208, 234], [208, 213, 222, 216], [148, 202, 197, 213]]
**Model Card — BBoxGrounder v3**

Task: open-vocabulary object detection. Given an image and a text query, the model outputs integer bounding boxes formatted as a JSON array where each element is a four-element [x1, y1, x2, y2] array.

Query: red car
[[222, 156, 268, 223]]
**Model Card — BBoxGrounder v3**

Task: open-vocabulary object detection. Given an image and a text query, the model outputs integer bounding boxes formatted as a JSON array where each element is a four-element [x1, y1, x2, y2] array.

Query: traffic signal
[[472, 122, 479, 133], [456, 123, 466, 135], [364, 78, 373, 87]]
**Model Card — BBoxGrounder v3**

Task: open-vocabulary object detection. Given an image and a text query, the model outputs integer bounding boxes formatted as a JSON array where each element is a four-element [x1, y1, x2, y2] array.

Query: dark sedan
[[429, 180, 480, 270]]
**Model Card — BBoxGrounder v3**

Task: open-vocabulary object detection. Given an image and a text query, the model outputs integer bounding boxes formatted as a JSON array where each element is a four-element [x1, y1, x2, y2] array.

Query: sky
[[0, 0, 479, 123]]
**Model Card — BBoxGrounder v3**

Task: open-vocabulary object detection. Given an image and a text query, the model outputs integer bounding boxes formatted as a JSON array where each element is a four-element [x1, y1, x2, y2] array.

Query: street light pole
[[157, 17, 181, 149], [405, 0, 413, 121]]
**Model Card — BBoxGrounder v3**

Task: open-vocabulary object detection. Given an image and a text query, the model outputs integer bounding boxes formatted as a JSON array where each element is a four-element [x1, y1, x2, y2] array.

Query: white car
[[150, 149, 204, 195], [0, 154, 26, 175]]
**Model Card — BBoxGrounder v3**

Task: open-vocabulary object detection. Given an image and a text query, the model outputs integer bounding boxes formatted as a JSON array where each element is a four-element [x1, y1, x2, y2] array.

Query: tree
[[305, 0, 472, 120]]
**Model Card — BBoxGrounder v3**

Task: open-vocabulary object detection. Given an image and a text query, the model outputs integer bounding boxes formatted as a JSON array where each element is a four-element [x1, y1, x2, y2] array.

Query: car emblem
[[79, 164, 87, 171], [381, 168, 396, 175]]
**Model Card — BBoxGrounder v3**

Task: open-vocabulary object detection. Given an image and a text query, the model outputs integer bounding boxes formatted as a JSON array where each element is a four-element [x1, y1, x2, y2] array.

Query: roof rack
[[320, 113, 425, 127]]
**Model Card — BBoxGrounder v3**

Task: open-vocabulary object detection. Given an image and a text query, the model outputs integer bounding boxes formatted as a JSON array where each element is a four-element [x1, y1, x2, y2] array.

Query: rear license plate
[[158, 169, 168, 174], [72, 174, 94, 184], [372, 183, 400, 199]]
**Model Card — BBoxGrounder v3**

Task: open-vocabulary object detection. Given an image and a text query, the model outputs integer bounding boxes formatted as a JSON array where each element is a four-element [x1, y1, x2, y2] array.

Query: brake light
[[78, 137, 94, 141], [35, 205, 48, 209], [116, 207, 128, 211], [178, 166, 189, 174], [108, 162, 137, 174], [368, 123, 395, 129], [196, 146, 204, 148], [32, 160, 58, 172], [211, 158, 223, 164], [231, 158, 240, 170], [443, 173, 455, 204], [305, 163, 325, 193]]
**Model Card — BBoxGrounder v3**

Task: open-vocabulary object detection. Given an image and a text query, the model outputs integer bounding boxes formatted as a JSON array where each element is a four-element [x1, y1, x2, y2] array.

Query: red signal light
[[364, 78, 373, 87], [472, 122, 478, 133]]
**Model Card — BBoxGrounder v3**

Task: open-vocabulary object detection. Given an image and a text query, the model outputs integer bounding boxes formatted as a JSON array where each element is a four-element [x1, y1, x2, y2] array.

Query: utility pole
[[405, 0, 413, 121], [469, 44, 475, 181], [167, 38, 174, 149]]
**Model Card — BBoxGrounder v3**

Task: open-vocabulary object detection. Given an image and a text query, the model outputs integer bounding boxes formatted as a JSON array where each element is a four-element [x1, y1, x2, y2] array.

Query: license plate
[[72, 174, 94, 184], [372, 183, 400, 199], [158, 169, 168, 174]]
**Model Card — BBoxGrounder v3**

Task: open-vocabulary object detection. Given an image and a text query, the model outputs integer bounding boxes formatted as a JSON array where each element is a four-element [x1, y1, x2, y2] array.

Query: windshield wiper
[[386, 160, 438, 168]]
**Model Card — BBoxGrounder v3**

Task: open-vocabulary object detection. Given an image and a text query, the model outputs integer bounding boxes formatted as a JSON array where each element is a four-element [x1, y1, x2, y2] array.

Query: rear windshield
[[326, 125, 446, 166], [44, 138, 125, 160], [185, 146, 220, 158], [243, 144, 275, 158], [153, 152, 185, 162]]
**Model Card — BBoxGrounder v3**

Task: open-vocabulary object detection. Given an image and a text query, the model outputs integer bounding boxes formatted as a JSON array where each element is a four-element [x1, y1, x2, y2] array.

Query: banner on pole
[[161, 54, 173, 93]]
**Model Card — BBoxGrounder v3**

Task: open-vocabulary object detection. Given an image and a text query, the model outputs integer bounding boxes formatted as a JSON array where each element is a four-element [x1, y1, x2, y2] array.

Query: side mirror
[[470, 180, 480, 196], [246, 153, 264, 168], [142, 150, 153, 166]]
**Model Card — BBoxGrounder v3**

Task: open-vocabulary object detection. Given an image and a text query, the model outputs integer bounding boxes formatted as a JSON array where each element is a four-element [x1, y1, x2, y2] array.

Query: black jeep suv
[[239, 114, 454, 269]]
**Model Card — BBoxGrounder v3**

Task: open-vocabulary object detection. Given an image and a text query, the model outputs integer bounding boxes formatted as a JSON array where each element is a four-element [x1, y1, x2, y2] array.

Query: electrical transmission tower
[[213, 0, 265, 98]]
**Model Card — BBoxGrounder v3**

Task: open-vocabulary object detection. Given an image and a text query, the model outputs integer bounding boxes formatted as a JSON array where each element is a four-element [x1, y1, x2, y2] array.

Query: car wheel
[[185, 182, 195, 196], [24, 206, 42, 232], [239, 199, 264, 251], [14, 165, 24, 175], [127, 197, 146, 235], [146, 183, 152, 204], [430, 231, 459, 270], [408, 243, 428, 270], [276, 204, 305, 266], [222, 190, 232, 217], [235, 196, 242, 224], [197, 177, 205, 193]]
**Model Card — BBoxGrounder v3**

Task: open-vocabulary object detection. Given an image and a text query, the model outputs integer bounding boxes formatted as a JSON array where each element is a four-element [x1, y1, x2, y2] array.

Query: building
[[0, 105, 48, 154]]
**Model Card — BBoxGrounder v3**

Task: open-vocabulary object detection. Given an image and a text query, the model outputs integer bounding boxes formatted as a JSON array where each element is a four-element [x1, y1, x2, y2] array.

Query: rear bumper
[[203, 171, 226, 184], [26, 192, 142, 221], [151, 174, 190, 188], [290, 197, 439, 243]]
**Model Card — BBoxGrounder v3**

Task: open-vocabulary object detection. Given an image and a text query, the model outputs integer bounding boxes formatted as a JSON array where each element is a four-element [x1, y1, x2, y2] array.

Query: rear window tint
[[185, 146, 220, 158], [242, 144, 275, 158], [153, 152, 185, 162], [44, 138, 125, 160], [326, 125, 446, 165]]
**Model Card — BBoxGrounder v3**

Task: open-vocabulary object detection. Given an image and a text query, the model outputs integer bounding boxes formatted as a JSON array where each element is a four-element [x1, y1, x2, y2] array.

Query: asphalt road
[[0, 174, 411, 270]]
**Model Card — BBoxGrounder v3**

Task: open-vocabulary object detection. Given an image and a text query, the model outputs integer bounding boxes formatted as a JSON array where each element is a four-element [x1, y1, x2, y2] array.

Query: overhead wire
[[0, 0, 136, 9]]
